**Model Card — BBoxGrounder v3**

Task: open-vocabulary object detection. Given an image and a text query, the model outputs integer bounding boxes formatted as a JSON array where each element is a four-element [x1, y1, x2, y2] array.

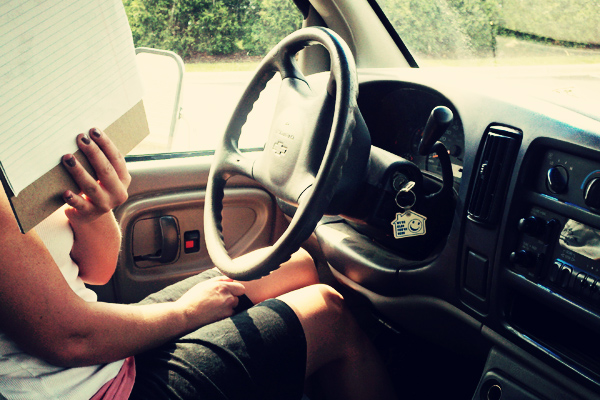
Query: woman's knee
[[278, 284, 361, 375], [312, 284, 345, 313], [278, 284, 347, 329]]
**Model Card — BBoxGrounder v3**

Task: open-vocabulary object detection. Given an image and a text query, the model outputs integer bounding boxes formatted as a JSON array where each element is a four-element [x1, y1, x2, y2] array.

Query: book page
[[0, 0, 143, 196]]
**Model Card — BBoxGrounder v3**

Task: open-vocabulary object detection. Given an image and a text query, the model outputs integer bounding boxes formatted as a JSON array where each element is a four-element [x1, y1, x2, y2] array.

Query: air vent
[[468, 126, 521, 225]]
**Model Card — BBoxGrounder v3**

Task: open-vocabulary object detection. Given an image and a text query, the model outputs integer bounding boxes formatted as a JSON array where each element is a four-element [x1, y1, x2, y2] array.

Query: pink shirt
[[90, 357, 136, 400]]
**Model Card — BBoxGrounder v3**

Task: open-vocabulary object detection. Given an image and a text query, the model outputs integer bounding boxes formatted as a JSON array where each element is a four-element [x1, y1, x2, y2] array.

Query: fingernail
[[65, 155, 76, 167], [91, 128, 101, 138], [81, 135, 91, 145], [63, 191, 74, 201]]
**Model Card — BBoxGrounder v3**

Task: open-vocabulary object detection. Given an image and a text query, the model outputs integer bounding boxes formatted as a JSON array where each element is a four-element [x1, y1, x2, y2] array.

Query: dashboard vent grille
[[468, 126, 521, 225]]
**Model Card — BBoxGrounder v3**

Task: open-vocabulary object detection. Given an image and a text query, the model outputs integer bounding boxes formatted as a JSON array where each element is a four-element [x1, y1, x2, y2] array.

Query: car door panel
[[95, 157, 280, 304]]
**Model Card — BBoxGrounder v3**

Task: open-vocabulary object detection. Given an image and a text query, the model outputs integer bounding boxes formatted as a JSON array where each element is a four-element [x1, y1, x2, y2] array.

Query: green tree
[[245, 0, 303, 55], [380, 0, 500, 59], [123, 0, 302, 59], [499, 0, 600, 45], [124, 0, 254, 58]]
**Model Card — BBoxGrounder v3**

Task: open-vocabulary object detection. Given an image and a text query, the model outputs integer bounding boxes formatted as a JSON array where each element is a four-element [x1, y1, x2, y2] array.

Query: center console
[[504, 140, 600, 387], [510, 206, 600, 310]]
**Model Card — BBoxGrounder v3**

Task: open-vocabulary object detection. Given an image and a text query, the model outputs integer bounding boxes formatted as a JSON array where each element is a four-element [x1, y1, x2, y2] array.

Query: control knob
[[546, 165, 569, 194], [517, 216, 544, 237], [509, 250, 536, 269], [584, 177, 600, 210]]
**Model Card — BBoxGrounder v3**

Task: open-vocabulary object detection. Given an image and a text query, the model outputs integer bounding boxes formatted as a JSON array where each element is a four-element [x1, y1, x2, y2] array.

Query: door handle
[[134, 216, 179, 264]]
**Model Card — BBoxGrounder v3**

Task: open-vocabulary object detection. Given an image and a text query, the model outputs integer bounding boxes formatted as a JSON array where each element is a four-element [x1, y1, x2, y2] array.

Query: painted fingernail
[[91, 128, 101, 138], [65, 155, 76, 167], [81, 135, 91, 145]]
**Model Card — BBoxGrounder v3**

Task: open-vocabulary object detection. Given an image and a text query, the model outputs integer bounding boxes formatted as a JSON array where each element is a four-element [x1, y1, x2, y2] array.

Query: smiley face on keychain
[[391, 181, 427, 239], [408, 219, 423, 233], [391, 210, 427, 239]]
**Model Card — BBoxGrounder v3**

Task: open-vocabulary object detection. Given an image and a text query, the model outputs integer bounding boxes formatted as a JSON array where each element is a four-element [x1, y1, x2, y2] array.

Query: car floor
[[298, 241, 489, 399], [364, 311, 487, 400]]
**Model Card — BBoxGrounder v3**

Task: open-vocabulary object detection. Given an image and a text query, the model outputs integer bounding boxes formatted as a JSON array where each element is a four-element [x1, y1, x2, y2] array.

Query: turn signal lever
[[418, 106, 453, 156], [419, 106, 454, 198]]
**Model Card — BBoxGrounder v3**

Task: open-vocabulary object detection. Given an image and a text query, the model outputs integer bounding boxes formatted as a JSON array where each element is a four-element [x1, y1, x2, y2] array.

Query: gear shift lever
[[417, 106, 454, 198], [418, 106, 453, 156]]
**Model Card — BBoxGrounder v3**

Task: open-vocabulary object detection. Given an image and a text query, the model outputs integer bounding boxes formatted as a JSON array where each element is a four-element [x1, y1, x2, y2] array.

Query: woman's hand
[[61, 127, 131, 225], [62, 128, 131, 285], [176, 276, 246, 329]]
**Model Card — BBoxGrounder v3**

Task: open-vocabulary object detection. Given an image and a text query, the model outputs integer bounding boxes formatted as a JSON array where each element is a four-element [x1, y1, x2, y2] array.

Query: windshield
[[377, 0, 600, 113], [377, 0, 600, 67]]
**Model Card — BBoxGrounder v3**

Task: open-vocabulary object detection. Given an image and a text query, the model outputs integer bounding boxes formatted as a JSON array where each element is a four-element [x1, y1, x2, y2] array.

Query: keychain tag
[[391, 210, 427, 239], [392, 179, 426, 239]]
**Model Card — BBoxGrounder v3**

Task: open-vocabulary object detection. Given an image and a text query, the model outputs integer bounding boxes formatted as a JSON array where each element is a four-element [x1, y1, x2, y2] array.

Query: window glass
[[377, 0, 600, 109], [123, 0, 303, 156], [378, 0, 600, 67]]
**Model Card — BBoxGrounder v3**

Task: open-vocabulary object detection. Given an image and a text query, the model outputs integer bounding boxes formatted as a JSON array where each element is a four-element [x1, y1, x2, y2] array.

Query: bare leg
[[278, 284, 397, 400], [237, 248, 319, 304]]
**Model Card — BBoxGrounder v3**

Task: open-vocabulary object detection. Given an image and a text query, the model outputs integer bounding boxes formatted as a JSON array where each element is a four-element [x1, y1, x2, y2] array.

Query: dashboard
[[315, 69, 600, 399], [358, 82, 465, 187]]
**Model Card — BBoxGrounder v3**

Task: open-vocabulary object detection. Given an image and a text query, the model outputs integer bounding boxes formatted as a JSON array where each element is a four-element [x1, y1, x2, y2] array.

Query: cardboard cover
[[3, 100, 149, 233]]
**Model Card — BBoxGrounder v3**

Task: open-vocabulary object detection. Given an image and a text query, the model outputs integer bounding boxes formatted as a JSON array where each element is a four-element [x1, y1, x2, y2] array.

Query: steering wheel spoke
[[205, 27, 358, 280], [212, 144, 254, 180]]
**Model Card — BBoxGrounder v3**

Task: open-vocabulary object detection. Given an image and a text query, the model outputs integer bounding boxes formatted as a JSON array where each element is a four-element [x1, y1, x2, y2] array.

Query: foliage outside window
[[378, 0, 600, 66], [123, 0, 302, 60]]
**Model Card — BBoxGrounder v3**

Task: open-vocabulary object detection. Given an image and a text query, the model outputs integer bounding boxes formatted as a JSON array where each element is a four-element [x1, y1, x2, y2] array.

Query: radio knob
[[518, 216, 544, 237], [547, 166, 569, 194], [543, 218, 560, 244], [509, 250, 535, 269], [584, 177, 600, 210]]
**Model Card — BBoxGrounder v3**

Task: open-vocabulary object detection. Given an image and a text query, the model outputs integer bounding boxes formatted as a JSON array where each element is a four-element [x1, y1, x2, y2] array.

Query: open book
[[0, 0, 149, 232]]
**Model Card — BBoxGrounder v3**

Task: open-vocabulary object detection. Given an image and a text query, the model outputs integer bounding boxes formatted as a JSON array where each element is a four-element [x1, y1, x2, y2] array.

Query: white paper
[[0, 0, 143, 196]]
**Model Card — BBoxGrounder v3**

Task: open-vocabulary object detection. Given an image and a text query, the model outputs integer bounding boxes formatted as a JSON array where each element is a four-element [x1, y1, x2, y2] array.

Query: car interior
[[87, 0, 600, 398]]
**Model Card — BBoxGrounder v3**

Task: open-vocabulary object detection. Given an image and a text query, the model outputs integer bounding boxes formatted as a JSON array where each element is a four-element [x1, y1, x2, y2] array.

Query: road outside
[[130, 47, 600, 157], [174, 71, 280, 152], [131, 53, 280, 155]]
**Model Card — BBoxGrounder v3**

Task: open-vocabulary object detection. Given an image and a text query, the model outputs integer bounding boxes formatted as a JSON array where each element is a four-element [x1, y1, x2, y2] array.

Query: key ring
[[395, 185, 416, 213]]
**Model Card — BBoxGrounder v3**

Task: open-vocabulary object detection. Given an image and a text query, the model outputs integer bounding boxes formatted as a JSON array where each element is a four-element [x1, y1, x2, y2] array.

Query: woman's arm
[[69, 212, 122, 285], [62, 128, 130, 285], [0, 185, 245, 368], [0, 129, 246, 367]]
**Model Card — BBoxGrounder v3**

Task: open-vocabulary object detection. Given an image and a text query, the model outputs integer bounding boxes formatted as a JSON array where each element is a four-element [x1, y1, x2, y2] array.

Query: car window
[[123, 0, 303, 157], [377, 0, 600, 110]]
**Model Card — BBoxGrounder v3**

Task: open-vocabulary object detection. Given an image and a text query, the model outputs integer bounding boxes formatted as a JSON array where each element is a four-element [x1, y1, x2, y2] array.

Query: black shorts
[[130, 269, 307, 400]]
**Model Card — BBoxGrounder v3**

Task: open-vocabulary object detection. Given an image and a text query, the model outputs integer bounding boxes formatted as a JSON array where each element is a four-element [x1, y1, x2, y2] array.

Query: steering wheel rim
[[204, 27, 358, 280]]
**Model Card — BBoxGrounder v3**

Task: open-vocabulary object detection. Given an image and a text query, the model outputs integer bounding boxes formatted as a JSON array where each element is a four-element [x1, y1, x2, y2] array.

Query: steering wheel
[[204, 27, 358, 281]]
